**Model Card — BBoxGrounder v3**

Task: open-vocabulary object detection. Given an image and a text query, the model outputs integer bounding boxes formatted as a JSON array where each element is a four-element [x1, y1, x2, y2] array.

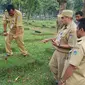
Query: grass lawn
[[0, 18, 57, 85]]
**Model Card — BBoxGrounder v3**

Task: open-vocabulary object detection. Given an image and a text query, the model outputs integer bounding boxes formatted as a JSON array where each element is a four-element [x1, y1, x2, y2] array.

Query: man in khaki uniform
[[3, 4, 28, 56], [42, 10, 77, 82], [58, 18, 85, 85]]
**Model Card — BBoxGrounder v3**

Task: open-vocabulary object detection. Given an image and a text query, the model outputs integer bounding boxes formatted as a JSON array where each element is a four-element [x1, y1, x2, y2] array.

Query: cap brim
[[57, 14, 62, 18]]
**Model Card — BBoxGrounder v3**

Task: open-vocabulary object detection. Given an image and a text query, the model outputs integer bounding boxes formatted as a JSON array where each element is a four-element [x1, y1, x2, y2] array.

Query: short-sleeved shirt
[[3, 9, 23, 29], [55, 21, 77, 53], [66, 36, 85, 85]]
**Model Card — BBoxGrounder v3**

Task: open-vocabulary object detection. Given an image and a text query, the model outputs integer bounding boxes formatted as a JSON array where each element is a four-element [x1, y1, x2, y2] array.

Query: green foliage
[[74, 0, 83, 11], [0, 0, 84, 19], [67, 0, 83, 11], [5, 0, 59, 19], [57, 0, 66, 5], [39, 0, 59, 15]]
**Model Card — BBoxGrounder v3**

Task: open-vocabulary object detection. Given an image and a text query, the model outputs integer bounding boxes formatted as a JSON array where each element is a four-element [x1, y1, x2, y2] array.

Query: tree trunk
[[82, 0, 85, 17], [56, 0, 67, 32], [57, 0, 67, 14], [59, 2, 67, 14]]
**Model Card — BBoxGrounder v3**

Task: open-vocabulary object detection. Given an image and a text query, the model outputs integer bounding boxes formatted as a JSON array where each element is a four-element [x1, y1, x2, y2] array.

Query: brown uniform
[[65, 36, 85, 85], [49, 21, 77, 80], [3, 10, 27, 55]]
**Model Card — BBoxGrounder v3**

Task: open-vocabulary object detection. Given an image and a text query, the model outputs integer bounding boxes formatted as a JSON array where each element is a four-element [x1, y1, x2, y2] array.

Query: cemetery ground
[[0, 18, 57, 85]]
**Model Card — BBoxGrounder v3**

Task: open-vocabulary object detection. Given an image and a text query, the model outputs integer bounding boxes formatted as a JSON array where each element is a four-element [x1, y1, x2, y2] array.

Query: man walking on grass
[[3, 4, 28, 56]]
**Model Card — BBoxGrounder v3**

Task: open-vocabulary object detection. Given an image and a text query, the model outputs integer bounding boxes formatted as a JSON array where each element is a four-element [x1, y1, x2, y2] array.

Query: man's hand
[[13, 35, 18, 39], [15, 26, 23, 37], [13, 34, 19, 39], [42, 39, 49, 43], [58, 81, 65, 85], [42, 38, 56, 43], [3, 31, 8, 36], [52, 40, 57, 46]]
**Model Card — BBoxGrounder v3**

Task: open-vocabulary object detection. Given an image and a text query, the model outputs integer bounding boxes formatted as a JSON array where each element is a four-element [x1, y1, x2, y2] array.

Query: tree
[[74, 0, 83, 11], [39, 0, 59, 18], [56, 0, 67, 32], [0, 0, 8, 10], [82, 0, 85, 17], [23, 0, 39, 19], [57, 0, 67, 13]]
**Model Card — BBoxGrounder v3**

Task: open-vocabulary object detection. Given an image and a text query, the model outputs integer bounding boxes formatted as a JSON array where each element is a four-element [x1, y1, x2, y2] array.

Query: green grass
[[23, 19, 56, 28], [0, 18, 57, 85]]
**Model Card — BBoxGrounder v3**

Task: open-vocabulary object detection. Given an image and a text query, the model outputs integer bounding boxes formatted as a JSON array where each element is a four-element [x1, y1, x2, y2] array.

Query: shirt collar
[[67, 21, 73, 29], [77, 36, 85, 42]]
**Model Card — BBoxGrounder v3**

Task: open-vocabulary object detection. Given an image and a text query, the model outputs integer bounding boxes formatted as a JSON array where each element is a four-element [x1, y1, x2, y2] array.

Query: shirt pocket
[[61, 30, 68, 39], [10, 17, 16, 29], [56, 31, 63, 42]]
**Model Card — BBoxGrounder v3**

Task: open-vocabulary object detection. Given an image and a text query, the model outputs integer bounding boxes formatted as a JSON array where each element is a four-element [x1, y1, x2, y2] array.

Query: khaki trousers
[[66, 76, 85, 85], [49, 50, 68, 80], [5, 29, 27, 55]]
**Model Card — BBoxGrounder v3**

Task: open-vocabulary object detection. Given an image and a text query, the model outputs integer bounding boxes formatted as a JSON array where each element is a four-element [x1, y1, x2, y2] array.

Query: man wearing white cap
[[42, 10, 77, 83]]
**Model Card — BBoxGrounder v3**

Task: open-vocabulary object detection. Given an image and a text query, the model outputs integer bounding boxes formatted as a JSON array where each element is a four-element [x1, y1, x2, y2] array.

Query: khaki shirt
[[55, 21, 77, 53], [3, 9, 23, 29], [66, 36, 85, 85]]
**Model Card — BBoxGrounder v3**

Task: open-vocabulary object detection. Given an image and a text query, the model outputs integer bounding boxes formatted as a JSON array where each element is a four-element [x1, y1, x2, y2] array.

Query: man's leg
[[49, 50, 68, 81], [15, 33, 28, 56], [49, 50, 58, 80], [5, 34, 13, 55], [57, 53, 68, 80]]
